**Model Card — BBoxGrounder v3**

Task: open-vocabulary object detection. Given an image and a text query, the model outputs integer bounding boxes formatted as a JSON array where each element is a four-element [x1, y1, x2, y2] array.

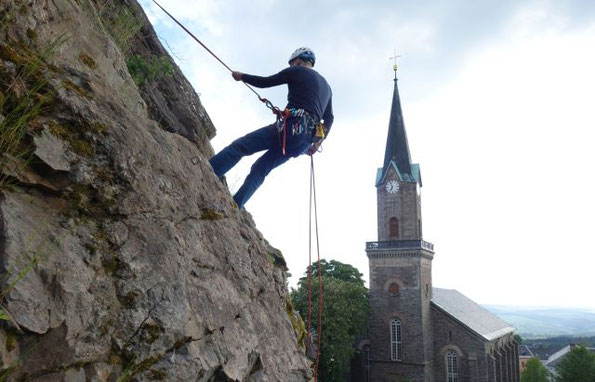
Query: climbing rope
[[306, 155, 323, 381], [151, 0, 283, 118]]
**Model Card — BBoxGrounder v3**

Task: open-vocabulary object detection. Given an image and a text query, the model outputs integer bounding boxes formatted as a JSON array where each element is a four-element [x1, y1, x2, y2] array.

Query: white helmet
[[288, 47, 316, 66]]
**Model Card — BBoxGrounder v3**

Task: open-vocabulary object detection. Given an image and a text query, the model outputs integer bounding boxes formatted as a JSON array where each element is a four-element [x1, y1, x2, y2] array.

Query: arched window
[[446, 350, 458, 382], [390, 319, 402, 361], [389, 217, 399, 238], [363, 345, 370, 382]]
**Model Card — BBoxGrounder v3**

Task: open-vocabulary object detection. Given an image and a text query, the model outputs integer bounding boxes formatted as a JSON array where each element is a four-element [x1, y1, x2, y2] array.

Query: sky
[[138, 0, 595, 310]]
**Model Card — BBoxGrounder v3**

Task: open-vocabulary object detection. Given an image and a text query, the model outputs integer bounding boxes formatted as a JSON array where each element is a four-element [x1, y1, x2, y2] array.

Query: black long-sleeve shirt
[[242, 66, 334, 134]]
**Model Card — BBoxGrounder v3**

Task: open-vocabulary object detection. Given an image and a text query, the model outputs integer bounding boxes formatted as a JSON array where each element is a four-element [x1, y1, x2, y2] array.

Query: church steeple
[[380, 71, 412, 183], [374, 66, 423, 242]]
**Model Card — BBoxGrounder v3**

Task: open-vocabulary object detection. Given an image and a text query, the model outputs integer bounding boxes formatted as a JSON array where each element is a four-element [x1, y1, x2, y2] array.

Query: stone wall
[[367, 249, 434, 382], [432, 306, 520, 382]]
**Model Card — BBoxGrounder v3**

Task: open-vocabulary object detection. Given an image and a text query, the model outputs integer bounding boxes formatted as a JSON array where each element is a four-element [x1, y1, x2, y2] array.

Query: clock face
[[385, 180, 400, 194]]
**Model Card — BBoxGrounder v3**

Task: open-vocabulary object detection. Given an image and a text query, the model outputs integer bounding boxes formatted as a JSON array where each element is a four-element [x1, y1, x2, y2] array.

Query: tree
[[290, 260, 369, 382], [555, 345, 595, 382], [310, 259, 366, 286], [521, 358, 549, 382]]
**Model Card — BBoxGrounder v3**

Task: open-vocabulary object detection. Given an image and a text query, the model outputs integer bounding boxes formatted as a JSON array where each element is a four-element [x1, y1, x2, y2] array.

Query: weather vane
[[389, 48, 400, 80]]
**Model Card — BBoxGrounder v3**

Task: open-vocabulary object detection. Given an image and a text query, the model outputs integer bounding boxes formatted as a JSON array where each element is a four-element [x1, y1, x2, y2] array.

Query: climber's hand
[[232, 71, 243, 81], [307, 142, 321, 156]]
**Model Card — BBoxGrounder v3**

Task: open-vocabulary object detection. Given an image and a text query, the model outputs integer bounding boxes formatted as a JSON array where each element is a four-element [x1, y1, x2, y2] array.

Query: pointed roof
[[381, 77, 412, 181]]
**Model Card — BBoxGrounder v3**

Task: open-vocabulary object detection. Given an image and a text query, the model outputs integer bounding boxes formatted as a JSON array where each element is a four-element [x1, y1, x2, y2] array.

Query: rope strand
[[306, 157, 314, 356], [151, 0, 282, 115], [308, 156, 323, 381]]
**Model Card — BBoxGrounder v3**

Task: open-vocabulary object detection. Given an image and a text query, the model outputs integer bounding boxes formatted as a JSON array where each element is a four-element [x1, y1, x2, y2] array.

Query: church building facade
[[362, 72, 520, 382]]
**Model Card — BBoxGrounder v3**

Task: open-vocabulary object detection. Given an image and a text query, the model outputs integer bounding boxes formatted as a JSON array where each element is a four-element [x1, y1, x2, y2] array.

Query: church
[[358, 69, 520, 382]]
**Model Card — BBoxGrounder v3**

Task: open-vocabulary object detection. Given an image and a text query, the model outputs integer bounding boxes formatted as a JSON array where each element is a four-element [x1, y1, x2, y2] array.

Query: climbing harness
[[276, 108, 319, 155], [306, 155, 323, 381]]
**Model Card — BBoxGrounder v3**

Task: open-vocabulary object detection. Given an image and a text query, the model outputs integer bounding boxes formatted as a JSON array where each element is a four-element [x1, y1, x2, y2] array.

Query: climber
[[209, 47, 334, 209]]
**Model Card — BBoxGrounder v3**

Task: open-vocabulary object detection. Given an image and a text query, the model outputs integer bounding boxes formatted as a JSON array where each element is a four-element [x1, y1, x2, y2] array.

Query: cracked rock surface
[[0, 0, 310, 380]]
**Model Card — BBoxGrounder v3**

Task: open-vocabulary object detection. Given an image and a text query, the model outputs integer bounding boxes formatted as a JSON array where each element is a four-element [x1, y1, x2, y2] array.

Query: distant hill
[[484, 306, 595, 338]]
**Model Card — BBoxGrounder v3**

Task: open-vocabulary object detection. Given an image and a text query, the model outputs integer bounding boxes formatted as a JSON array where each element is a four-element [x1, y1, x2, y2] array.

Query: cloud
[[139, 0, 595, 307], [413, 4, 595, 307]]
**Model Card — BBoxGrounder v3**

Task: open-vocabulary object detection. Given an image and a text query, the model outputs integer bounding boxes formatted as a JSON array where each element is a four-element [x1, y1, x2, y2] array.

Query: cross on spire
[[389, 49, 400, 80]]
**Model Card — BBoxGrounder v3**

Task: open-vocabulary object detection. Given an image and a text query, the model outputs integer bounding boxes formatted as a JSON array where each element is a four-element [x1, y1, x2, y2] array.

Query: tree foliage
[[521, 358, 549, 382], [555, 345, 595, 382], [290, 260, 368, 382], [308, 259, 366, 286]]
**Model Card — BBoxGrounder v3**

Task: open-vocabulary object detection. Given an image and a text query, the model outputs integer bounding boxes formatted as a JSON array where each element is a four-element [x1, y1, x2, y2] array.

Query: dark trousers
[[209, 121, 311, 209]]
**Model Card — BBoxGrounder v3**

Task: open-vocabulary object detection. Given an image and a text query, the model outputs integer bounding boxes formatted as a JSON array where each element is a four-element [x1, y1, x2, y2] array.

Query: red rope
[[307, 156, 323, 381]]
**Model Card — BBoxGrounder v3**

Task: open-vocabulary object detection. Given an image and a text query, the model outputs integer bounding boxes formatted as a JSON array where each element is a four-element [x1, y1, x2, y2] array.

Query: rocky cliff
[[0, 0, 310, 380]]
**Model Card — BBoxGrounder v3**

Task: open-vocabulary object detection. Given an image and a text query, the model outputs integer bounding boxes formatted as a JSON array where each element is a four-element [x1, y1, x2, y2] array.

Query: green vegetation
[[142, 322, 161, 345], [100, 6, 144, 53], [126, 54, 175, 86], [97, 4, 177, 88], [291, 260, 369, 382], [118, 355, 163, 382], [0, 35, 67, 189], [555, 345, 595, 382], [5, 333, 17, 352], [521, 358, 549, 382], [285, 298, 307, 349]]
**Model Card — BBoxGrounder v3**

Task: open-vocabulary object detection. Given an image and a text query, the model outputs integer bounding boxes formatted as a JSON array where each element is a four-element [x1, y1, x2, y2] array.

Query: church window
[[389, 283, 399, 295], [390, 319, 402, 361], [446, 350, 458, 382], [363, 345, 370, 382], [389, 217, 399, 238]]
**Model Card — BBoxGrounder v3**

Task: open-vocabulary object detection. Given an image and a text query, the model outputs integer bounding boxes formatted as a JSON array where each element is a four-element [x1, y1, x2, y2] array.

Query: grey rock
[[0, 0, 310, 381], [34, 128, 73, 172]]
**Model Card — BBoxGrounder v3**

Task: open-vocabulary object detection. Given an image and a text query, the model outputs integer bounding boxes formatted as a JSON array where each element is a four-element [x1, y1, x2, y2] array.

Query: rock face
[[0, 0, 310, 380]]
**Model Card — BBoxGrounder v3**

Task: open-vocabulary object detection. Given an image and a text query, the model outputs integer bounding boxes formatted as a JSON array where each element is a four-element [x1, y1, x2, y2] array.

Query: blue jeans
[[209, 121, 312, 209]]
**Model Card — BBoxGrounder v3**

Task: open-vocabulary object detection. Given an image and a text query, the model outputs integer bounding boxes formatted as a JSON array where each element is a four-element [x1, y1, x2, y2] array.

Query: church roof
[[379, 77, 417, 186], [431, 288, 516, 341]]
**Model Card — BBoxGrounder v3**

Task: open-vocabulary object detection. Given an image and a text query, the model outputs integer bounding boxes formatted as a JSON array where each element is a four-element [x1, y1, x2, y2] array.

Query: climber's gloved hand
[[307, 142, 322, 156]]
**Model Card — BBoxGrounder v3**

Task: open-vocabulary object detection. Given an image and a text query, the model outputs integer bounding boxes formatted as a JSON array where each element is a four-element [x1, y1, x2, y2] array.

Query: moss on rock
[[285, 298, 307, 349], [78, 53, 96, 70], [200, 208, 224, 221]]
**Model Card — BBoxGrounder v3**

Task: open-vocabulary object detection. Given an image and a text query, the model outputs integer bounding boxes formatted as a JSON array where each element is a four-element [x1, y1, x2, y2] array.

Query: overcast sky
[[139, 0, 595, 310]]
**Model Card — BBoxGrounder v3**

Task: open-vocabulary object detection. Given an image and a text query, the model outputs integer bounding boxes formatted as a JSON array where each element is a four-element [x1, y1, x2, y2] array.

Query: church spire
[[381, 65, 412, 181]]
